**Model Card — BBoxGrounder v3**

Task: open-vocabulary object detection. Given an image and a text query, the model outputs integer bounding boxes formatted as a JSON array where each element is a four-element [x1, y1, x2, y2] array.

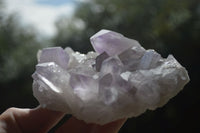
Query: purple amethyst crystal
[[38, 47, 69, 70], [95, 52, 109, 72], [90, 29, 140, 56], [32, 29, 190, 125]]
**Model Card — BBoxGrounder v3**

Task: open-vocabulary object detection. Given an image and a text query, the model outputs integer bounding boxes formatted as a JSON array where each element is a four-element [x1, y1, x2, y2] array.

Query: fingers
[[0, 107, 65, 133], [15, 106, 65, 133], [0, 108, 22, 133], [0, 107, 126, 133], [55, 116, 126, 133]]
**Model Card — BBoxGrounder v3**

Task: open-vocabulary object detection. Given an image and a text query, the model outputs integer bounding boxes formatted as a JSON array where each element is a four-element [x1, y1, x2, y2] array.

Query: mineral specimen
[[32, 29, 190, 125]]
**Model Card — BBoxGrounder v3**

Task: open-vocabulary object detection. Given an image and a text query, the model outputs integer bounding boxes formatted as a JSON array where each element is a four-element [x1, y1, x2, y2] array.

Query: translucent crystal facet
[[38, 47, 69, 70], [32, 29, 190, 125], [90, 29, 140, 56]]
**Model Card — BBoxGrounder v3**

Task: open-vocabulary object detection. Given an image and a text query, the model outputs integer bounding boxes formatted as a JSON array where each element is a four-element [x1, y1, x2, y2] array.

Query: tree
[[0, 0, 46, 112]]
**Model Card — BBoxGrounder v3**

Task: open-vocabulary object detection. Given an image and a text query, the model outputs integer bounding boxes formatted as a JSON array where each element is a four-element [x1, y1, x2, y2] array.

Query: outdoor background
[[0, 0, 200, 132]]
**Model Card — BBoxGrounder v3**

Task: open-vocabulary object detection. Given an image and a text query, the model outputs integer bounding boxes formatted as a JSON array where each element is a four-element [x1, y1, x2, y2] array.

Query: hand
[[0, 106, 126, 133]]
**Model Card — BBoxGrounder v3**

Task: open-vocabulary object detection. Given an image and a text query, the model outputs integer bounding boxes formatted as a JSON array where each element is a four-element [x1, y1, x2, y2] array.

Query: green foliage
[[54, 0, 199, 55], [0, 1, 44, 111], [0, 15, 40, 82]]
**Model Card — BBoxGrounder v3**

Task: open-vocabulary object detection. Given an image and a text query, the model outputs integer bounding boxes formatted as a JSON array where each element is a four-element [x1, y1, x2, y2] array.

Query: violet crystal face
[[32, 29, 190, 125]]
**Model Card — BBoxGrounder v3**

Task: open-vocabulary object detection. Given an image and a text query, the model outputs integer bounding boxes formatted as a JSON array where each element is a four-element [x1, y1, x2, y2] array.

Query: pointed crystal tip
[[90, 29, 137, 56]]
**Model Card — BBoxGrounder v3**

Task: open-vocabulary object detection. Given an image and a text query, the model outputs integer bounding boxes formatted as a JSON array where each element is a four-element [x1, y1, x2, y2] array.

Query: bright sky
[[5, 0, 80, 37]]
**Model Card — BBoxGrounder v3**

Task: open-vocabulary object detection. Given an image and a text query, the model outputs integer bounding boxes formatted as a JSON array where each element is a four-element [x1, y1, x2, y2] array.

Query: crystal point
[[39, 47, 69, 70], [95, 52, 109, 72], [90, 29, 140, 56]]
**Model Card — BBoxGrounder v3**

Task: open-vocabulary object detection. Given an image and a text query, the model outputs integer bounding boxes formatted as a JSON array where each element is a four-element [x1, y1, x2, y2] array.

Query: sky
[[5, 0, 80, 37]]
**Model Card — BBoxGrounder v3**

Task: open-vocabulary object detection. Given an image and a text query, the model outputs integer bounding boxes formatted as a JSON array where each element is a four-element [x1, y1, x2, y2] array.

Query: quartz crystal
[[32, 29, 190, 125]]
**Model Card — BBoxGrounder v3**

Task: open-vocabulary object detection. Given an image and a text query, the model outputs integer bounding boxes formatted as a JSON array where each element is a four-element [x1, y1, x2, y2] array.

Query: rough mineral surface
[[32, 29, 190, 125]]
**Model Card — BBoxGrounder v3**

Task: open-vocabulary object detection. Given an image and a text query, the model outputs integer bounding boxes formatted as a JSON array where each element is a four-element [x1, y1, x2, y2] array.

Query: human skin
[[0, 106, 126, 133]]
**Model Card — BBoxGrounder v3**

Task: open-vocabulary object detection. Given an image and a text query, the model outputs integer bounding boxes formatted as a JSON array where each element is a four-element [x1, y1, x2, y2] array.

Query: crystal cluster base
[[32, 29, 189, 125]]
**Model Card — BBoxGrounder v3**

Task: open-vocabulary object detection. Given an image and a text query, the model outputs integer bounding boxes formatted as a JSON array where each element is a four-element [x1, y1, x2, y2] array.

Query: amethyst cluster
[[32, 29, 189, 124]]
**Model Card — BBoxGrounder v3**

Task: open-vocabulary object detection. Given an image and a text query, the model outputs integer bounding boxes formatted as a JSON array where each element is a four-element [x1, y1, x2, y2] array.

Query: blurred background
[[0, 0, 200, 132]]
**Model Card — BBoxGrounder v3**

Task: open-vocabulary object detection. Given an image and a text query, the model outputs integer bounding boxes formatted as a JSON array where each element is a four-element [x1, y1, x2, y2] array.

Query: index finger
[[0, 106, 65, 133]]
